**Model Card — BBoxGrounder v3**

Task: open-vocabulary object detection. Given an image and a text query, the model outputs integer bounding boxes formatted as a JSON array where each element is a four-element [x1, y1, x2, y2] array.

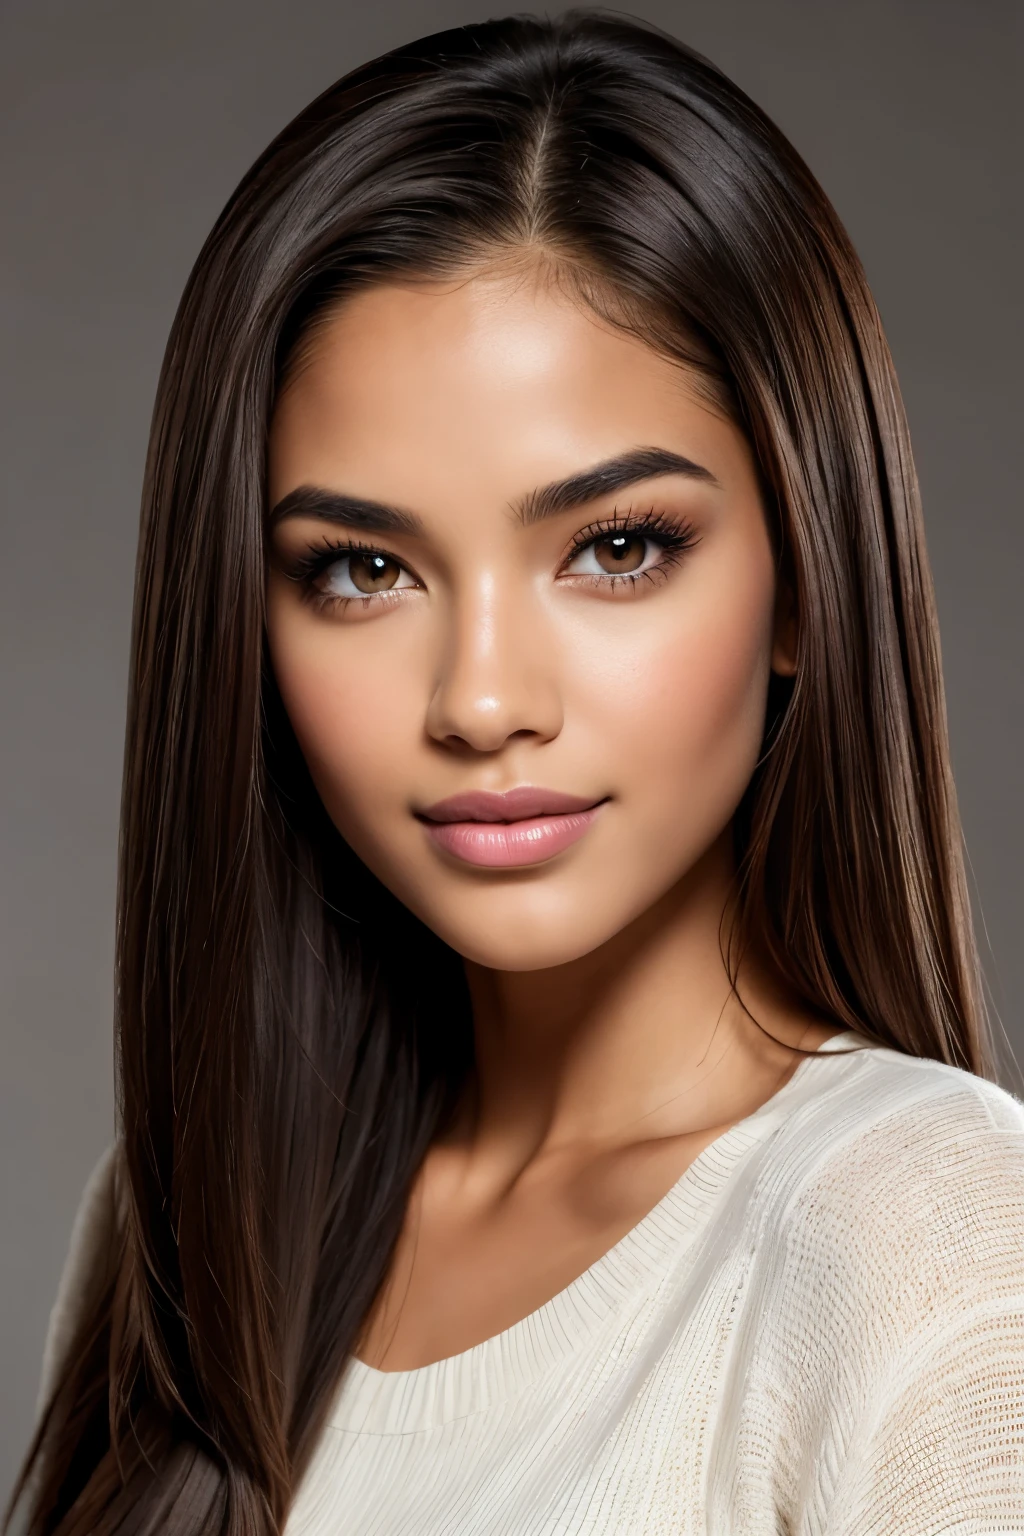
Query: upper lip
[[417, 786, 607, 823]]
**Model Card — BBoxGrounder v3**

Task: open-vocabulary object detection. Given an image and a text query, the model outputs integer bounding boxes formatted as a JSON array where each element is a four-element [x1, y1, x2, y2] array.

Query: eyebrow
[[267, 446, 718, 536]]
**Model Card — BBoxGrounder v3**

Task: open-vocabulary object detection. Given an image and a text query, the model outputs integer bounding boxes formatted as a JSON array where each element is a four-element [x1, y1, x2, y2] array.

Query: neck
[[457, 829, 820, 1171]]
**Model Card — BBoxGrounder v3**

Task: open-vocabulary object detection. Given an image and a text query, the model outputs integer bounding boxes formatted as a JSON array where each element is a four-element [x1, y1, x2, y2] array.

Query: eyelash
[[284, 507, 700, 614], [563, 509, 700, 590]]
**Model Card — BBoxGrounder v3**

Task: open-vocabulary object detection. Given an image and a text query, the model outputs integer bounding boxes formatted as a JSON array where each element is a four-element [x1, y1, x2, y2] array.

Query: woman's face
[[266, 268, 791, 970]]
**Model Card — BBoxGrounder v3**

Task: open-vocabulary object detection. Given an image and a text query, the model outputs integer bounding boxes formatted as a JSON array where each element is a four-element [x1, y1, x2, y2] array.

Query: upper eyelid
[[287, 507, 692, 564], [564, 508, 694, 547]]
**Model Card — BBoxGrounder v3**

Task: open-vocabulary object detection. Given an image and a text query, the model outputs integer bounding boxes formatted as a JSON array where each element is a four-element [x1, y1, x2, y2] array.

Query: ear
[[770, 571, 798, 677]]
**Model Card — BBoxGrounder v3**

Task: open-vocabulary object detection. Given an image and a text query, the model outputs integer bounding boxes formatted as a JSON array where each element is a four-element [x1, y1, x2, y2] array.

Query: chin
[[446, 929, 610, 971], [406, 890, 638, 972]]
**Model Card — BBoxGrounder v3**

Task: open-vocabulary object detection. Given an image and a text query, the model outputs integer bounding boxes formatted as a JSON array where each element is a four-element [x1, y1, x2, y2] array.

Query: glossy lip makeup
[[416, 786, 609, 869]]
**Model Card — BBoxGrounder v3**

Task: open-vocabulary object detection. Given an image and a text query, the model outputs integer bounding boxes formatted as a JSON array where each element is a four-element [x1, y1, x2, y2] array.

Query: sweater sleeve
[[823, 1294, 1024, 1534], [36, 1141, 121, 1419], [718, 1068, 1024, 1536], [801, 1076, 1024, 1536]]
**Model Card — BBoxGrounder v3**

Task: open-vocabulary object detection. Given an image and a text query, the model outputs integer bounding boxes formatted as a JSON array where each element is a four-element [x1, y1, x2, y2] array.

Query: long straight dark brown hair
[[10, 10, 989, 1533]]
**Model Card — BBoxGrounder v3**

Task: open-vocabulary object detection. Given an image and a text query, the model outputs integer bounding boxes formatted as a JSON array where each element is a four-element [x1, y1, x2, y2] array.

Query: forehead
[[268, 271, 738, 505]]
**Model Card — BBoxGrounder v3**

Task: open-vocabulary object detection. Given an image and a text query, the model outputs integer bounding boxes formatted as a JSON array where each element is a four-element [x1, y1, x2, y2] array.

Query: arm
[[815, 1081, 1024, 1534], [823, 1297, 1024, 1534], [36, 1141, 121, 1420]]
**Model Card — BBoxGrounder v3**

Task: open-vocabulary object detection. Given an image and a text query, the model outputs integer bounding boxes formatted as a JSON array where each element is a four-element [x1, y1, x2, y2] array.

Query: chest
[[355, 1127, 729, 1372], [287, 1264, 785, 1536]]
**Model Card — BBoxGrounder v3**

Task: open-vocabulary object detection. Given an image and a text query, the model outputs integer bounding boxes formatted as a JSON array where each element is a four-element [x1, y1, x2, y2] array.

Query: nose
[[424, 570, 563, 753]]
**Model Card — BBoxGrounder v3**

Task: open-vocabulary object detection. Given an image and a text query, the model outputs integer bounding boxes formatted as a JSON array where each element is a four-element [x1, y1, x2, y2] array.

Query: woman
[[11, 10, 1024, 1534]]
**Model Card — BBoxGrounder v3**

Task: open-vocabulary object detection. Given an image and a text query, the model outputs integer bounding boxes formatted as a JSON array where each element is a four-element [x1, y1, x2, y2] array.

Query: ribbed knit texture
[[40, 1031, 1024, 1532]]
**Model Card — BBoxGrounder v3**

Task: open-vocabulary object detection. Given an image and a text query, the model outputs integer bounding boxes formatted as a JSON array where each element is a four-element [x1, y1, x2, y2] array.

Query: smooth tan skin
[[266, 262, 842, 1372]]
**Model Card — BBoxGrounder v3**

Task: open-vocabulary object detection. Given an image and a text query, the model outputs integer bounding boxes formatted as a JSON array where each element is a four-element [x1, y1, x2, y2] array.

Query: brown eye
[[561, 515, 698, 589], [347, 552, 402, 593], [591, 533, 648, 574], [318, 550, 413, 599]]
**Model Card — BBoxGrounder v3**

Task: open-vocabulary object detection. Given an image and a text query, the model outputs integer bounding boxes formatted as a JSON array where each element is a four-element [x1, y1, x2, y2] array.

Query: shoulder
[[787, 1038, 1024, 1179], [804, 1042, 1024, 1181], [774, 1046, 1024, 1342], [729, 1051, 1024, 1526], [734, 1052, 1024, 1525], [787, 1044, 1024, 1241], [37, 1140, 123, 1417]]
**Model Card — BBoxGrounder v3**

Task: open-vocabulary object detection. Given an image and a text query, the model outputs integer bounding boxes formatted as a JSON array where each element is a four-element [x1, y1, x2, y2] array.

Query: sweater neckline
[[328, 1029, 874, 1434]]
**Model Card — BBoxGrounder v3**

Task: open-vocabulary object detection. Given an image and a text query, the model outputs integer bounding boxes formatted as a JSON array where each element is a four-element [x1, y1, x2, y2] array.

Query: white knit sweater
[[39, 1031, 1024, 1533]]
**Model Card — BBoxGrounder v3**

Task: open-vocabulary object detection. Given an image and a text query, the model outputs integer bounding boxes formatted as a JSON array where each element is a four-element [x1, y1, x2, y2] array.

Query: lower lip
[[420, 805, 605, 868]]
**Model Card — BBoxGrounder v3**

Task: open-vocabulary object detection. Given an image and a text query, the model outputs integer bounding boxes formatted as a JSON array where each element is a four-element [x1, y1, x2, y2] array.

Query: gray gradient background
[[2, 0, 1020, 1496]]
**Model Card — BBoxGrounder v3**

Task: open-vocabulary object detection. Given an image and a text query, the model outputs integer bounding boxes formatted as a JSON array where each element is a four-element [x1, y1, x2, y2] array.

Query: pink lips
[[416, 786, 608, 868]]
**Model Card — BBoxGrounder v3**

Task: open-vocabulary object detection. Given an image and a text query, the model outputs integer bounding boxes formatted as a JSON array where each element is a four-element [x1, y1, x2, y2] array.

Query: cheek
[[661, 596, 772, 769], [266, 596, 419, 832], [573, 553, 776, 824]]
